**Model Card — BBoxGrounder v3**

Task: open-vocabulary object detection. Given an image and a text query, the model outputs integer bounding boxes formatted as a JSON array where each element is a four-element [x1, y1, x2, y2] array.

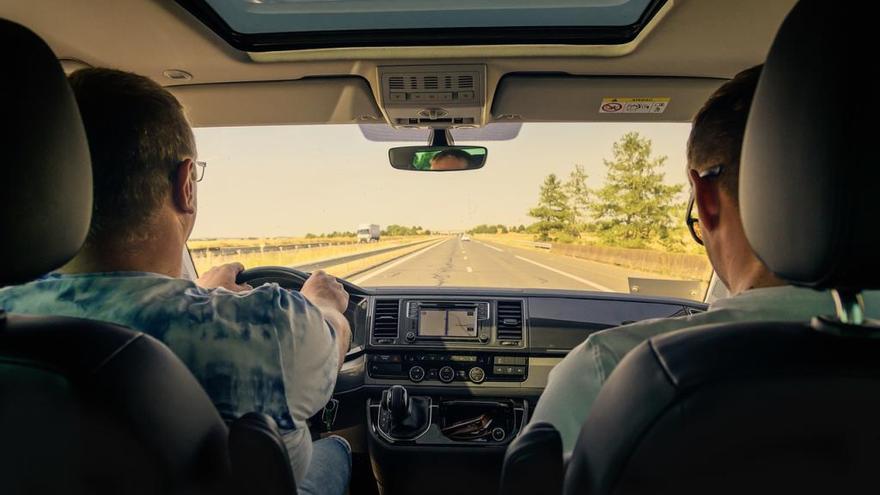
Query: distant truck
[[357, 224, 381, 243]]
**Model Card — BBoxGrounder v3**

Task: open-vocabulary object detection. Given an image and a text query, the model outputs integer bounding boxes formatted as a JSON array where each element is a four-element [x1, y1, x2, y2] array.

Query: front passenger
[[529, 64, 880, 456]]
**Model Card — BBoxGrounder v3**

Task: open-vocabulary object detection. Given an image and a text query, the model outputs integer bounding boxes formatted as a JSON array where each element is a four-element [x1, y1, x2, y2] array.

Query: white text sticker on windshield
[[599, 97, 670, 114]]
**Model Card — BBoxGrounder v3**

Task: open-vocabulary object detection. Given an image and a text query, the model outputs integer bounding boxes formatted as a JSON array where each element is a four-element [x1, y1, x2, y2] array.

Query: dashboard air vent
[[458, 75, 474, 89], [388, 76, 405, 90], [496, 300, 523, 340], [373, 299, 400, 339]]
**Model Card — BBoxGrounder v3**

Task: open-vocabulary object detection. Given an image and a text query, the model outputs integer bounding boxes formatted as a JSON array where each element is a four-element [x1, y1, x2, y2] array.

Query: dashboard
[[317, 285, 707, 494], [338, 287, 706, 396]]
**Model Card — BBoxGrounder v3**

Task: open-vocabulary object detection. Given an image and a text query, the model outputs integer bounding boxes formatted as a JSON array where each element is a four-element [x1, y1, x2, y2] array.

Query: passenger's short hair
[[687, 65, 763, 202], [430, 148, 472, 163], [68, 68, 195, 245]]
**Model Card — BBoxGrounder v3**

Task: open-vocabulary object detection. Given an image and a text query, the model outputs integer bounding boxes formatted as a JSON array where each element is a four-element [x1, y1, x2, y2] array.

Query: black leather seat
[[498, 421, 564, 495], [562, 1, 880, 494], [0, 19, 294, 495]]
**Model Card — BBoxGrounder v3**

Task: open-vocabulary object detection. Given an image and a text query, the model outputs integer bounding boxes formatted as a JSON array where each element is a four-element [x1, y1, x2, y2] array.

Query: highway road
[[349, 237, 666, 293]]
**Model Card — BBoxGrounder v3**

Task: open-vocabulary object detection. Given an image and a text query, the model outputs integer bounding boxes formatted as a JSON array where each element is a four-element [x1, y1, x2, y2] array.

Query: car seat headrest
[[740, 0, 879, 292], [0, 19, 92, 286]]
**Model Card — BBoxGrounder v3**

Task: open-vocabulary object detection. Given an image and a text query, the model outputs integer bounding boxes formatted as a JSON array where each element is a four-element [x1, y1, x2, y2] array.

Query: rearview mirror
[[389, 146, 488, 172]]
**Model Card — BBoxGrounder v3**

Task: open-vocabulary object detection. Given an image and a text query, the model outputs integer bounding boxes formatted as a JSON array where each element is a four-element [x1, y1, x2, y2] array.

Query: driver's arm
[[300, 270, 351, 370], [319, 308, 352, 370]]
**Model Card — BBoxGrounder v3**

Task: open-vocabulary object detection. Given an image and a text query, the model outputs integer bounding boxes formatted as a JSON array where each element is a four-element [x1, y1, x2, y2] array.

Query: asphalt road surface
[[348, 237, 664, 293]]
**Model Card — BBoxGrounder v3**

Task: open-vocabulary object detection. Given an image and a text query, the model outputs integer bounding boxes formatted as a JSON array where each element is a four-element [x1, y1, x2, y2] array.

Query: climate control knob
[[468, 366, 486, 384], [408, 365, 425, 383], [438, 366, 455, 383]]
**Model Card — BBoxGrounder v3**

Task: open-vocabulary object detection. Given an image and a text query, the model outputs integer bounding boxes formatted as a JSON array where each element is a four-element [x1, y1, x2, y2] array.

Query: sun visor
[[169, 77, 382, 127], [491, 75, 724, 123]]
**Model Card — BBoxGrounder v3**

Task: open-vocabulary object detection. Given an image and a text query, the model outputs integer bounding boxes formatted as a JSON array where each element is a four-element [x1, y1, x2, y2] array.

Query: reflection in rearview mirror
[[389, 146, 488, 172]]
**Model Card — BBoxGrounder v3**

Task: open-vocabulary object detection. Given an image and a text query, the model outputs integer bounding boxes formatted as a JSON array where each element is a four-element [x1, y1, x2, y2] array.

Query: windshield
[[188, 123, 711, 301]]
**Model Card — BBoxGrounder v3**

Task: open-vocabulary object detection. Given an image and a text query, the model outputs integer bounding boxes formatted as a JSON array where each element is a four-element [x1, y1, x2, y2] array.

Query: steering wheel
[[234, 266, 366, 358], [235, 266, 363, 295]]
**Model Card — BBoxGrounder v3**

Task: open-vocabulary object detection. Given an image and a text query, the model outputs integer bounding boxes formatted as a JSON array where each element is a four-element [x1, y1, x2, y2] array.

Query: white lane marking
[[466, 266, 473, 273], [514, 255, 613, 292], [350, 239, 449, 285], [478, 241, 504, 252]]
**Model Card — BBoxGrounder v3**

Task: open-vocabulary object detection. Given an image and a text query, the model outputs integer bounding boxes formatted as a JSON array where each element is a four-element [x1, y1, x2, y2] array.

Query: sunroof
[[176, 0, 666, 52]]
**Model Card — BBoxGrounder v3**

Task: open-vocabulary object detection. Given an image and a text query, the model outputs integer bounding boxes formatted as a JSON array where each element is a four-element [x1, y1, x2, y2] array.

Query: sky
[[190, 122, 692, 239]]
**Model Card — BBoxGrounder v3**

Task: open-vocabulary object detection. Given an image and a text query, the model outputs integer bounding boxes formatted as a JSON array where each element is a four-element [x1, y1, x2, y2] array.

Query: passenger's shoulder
[[587, 310, 731, 358]]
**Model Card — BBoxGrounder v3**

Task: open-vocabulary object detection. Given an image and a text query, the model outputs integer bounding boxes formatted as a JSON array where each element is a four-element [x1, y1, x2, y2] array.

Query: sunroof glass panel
[[203, 0, 655, 34]]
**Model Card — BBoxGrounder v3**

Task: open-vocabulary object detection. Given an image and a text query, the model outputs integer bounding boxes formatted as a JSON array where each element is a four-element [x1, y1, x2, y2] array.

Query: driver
[[0, 68, 351, 495], [429, 148, 471, 170]]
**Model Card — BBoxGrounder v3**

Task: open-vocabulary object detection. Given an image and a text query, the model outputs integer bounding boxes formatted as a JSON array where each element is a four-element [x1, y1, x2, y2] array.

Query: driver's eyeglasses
[[686, 164, 723, 246], [193, 160, 207, 182]]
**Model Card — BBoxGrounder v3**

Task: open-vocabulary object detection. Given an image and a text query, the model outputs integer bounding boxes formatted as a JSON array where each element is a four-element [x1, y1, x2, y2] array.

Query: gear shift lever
[[386, 385, 409, 423], [379, 385, 430, 441]]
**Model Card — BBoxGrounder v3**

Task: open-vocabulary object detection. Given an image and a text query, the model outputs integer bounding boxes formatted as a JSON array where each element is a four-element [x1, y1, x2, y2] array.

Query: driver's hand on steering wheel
[[301, 270, 349, 314], [196, 262, 254, 292]]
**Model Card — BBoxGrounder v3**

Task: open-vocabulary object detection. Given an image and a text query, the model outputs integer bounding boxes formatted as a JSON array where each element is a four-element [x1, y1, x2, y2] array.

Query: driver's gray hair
[[69, 68, 196, 246]]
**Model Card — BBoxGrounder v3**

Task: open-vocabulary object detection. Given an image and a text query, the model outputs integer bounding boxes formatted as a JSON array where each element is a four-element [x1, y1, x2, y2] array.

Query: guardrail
[[190, 240, 362, 257], [293, 238, 436, 272]]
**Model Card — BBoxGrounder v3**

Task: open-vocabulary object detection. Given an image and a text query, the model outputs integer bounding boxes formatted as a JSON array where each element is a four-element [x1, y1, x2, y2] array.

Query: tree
[[564, 164, 591, 230], [590, 132, 683, 248], [528, 174, 577, 241]]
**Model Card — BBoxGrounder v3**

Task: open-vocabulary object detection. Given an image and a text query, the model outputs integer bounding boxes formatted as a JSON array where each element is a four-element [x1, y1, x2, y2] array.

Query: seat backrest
[[0, 313, 232, 495], [563, 320, 880, 494], [562, 1, 880, 493], [229, 413, 298, 494], [498, 421, 564, 495], [0, 19, 295, 495]]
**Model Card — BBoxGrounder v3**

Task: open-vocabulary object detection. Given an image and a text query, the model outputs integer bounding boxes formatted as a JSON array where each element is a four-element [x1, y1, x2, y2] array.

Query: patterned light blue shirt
[[0, 272, 339, 481]]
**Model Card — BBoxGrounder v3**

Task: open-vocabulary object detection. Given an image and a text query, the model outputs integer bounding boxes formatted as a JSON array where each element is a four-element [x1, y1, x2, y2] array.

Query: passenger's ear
[[690, 168, 721, 234], [172, 159, 196, 215]]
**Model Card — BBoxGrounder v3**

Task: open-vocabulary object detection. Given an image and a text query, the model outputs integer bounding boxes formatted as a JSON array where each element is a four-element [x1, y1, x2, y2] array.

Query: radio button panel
[[368, 351, 528, 384]]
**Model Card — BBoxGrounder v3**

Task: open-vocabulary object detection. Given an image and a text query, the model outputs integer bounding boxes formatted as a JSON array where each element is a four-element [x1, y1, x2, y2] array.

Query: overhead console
[[378, 65, 487, 128]]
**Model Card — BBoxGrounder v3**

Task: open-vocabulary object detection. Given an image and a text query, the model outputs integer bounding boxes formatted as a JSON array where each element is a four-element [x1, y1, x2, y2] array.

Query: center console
[[372, 385, 527, 446], [365, 297, 533, 494]]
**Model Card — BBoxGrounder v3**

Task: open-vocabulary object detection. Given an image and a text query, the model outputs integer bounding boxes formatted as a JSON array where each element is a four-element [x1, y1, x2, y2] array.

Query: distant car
[[461, 234, 471, 241]]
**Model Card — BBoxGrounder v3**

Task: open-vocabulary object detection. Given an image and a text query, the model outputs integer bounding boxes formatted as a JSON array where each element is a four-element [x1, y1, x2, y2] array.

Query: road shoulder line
[[514, 255, 613, 292], [477, 241, 505, 252]]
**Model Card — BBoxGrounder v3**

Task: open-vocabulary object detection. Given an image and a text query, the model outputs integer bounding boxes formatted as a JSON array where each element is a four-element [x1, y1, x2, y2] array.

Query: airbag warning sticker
[[599, 97, 670, 114]]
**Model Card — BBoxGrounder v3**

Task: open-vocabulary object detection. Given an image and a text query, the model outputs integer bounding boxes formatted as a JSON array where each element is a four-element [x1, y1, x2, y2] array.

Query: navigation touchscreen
[[418, 309, 477, 338]]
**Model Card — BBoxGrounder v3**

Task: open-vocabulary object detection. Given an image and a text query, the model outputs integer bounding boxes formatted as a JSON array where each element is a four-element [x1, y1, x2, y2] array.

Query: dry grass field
[[476, 234, 712, 282]]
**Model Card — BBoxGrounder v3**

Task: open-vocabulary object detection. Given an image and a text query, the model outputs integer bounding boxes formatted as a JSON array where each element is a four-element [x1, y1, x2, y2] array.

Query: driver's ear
[[690, 168, 721, 234], [172, 159, 196, 214]]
